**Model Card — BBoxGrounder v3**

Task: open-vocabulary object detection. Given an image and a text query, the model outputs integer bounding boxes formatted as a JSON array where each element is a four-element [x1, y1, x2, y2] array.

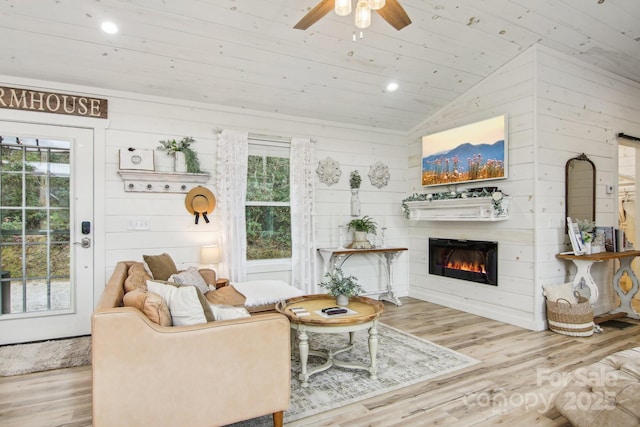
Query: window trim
[[245, 201, 290, 207]]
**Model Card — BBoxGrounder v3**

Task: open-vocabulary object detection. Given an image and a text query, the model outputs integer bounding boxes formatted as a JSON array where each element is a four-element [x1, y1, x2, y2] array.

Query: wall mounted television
[[421, 115, 508, 187]]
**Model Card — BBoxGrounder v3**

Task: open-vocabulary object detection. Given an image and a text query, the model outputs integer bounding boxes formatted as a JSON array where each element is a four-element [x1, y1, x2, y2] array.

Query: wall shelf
[[404, 197, 509, 221], [118, 170, 210, 193]]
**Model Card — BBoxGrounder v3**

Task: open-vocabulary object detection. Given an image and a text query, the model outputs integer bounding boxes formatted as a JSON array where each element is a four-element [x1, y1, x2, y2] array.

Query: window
[[245, 142, 291, 260]]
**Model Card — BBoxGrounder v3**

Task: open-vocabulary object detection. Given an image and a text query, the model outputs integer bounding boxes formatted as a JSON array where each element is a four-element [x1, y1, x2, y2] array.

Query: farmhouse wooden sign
[[0, 86, 108, 118]]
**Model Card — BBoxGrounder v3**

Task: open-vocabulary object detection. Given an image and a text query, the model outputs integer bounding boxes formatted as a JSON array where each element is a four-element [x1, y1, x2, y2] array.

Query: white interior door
[[0, 121, 93, 345]]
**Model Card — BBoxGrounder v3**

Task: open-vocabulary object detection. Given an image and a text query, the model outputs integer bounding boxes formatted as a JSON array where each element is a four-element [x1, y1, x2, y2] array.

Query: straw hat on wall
[[185, 186, 216, 224]]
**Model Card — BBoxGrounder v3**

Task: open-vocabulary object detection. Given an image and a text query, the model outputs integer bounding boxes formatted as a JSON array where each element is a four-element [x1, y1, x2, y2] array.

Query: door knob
[[74, 237, 91, 248]]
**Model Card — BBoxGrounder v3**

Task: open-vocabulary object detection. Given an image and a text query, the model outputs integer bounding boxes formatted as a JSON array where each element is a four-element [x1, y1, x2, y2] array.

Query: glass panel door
[[1, 135, 72, 314], [0, 122, 93, 345]]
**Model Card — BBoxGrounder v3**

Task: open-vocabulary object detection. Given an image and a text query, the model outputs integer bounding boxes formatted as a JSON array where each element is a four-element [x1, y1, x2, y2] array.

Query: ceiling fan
[[294, 0, 411, 31]]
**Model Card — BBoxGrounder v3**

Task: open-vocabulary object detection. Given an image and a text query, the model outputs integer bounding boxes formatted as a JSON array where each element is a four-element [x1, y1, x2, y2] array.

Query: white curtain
[[216, 130, 248, 282], [290, 138, 318, 293]]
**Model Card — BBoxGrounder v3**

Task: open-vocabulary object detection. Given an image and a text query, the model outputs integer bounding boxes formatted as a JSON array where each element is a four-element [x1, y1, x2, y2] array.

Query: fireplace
[[429, 238, 498, 286]]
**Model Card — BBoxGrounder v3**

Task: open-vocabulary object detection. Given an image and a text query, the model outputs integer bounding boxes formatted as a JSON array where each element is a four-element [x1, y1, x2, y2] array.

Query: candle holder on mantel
[[380, 227, 387, 248]]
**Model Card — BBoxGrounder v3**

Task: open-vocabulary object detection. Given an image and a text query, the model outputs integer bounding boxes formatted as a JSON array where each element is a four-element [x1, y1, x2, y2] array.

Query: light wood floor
[[1, 297, 639, 427]]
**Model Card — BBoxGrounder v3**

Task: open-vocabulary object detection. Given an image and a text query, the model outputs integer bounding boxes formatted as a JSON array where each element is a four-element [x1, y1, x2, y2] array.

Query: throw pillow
[[123, 288, 172, 326], [143, 253, 178, 281], [147, 280, 214, 325], [543, 282, 578, 304], [205, 285, 247, 307], [161, 280, 214, 323], [169, 266, 209, 295], [209, 304, 251, 321], [124, 264, 152, 293], [198, 268, 217, 286]]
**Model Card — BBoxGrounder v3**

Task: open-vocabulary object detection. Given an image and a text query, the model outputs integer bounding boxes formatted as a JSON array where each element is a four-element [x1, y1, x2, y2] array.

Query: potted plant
[[349, 170, 362, 216], [349, 171, 362, 189], [347, 215, 377, 249], [318, 268, 363, 306], [158, 136, 203, 173]]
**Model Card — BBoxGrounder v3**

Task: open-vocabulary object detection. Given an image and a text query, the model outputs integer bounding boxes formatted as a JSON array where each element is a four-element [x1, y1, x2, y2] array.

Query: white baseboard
[[410, 288, 547, 331]]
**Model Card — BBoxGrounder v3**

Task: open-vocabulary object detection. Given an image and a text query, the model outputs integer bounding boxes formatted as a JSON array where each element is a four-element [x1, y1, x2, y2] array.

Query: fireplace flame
[[446, 260, 486, 274]]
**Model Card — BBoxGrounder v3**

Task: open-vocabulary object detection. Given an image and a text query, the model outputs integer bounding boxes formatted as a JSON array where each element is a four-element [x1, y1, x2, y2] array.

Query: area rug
[[227, 323, 479, 426], [0, 336, 91, 376]]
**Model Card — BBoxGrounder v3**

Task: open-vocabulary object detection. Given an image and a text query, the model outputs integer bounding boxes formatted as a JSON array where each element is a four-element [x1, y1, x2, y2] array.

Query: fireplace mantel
[[404, 197, 510, 221]]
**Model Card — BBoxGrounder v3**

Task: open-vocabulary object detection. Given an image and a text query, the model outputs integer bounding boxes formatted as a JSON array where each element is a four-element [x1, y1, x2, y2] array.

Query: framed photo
[[421, 115, 508, 187], [595, 226, 615, 252], [119, 148, 154, 171]]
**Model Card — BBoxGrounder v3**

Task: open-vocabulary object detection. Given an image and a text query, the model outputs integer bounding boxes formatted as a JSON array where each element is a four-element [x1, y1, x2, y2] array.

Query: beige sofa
[[92, 261, 291, 427]]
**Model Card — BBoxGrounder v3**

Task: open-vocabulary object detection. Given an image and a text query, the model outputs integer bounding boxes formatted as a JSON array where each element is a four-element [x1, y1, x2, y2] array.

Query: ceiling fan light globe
[[368, 0, 385, 10], [335, 0, 352, 16], [355, 0, 371, 28]]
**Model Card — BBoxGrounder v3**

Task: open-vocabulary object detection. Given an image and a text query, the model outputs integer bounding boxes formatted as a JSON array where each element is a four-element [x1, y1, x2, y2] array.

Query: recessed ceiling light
[[386, 82, 399, 92], [101, 21, 119, 34]]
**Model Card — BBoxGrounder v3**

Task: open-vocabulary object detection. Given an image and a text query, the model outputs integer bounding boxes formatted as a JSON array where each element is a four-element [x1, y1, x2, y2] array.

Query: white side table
[[557, 250, 640, 319], [317, 247, 407, 306]]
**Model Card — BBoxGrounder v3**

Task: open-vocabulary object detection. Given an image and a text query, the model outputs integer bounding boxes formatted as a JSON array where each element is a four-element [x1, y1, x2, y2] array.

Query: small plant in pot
[[318, 268, 363, 306], [158, 136, 203, 173], [347, 215, 377, 249]]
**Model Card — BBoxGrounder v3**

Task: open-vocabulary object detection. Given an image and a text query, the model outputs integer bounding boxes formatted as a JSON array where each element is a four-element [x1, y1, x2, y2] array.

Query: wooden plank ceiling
[[0, 0, 638, 131]]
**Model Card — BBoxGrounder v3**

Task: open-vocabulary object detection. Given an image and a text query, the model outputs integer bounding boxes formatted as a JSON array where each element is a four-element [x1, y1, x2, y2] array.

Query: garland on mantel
[[401, 188, 507, 219]]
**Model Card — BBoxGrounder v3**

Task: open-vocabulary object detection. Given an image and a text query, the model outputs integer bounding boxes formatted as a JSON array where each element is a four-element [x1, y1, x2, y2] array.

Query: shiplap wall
[[104, 95, 410, 295], [404, 45, 640, 330], [406, 46, 537, 330], [0, 75, 409, 304], [535, 46, 640, 317]]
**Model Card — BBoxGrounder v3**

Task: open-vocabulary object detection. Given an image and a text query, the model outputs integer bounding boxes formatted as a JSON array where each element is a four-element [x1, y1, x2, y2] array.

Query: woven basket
[[545, 295, 594, 337]]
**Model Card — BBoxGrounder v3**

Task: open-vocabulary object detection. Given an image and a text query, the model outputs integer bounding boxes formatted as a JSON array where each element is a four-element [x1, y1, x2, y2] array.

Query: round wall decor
[[316, 157, 342, 186], [368, 161, 390, 188]]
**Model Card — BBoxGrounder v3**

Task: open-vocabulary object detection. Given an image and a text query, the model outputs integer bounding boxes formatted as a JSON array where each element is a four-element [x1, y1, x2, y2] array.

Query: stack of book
[[595, 226, 630, 252]]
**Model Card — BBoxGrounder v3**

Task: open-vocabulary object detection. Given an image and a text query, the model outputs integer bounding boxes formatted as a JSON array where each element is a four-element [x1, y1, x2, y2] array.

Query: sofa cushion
[[143, 253, 178, 281], [554, 347, 640, 427], [147, 280, 214, 325], [124, 263, 152, 293], [123, 288, 172, 326], [209, 304, 251, 321], [170, 266, 209, 295]]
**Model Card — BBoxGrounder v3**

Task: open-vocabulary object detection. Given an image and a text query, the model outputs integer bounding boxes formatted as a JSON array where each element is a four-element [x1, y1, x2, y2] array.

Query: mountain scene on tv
[[422, 140, 505, 186]]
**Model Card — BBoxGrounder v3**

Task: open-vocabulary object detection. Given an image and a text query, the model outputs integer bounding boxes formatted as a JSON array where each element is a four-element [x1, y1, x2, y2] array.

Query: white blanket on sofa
[[231, 280, 303, 307]]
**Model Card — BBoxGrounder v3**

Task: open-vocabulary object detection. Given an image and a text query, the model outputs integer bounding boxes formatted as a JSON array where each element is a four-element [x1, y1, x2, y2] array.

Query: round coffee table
[[276, 294, 384, 387]]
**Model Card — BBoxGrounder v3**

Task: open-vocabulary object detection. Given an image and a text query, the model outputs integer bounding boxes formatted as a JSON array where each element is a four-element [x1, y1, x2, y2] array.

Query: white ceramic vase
[[354, 230, 367, 242], [350, 188, 360, 216], [336, 294, 349, 307], [351, 230, 372, 249], [174, 151, 187, 173]]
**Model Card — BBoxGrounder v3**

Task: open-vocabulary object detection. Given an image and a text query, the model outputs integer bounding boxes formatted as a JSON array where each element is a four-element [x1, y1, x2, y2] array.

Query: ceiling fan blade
[[376, 0, 412, 30], [294, 0, 335, 30]]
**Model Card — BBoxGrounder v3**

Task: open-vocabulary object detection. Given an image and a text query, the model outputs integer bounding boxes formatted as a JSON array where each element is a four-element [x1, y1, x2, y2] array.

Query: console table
[[317, 247, 407, 306], [556, 250, 640, 319]]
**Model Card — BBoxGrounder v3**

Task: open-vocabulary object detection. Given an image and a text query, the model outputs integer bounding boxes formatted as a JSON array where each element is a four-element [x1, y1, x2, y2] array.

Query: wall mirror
[[565, 153, 596, 230]]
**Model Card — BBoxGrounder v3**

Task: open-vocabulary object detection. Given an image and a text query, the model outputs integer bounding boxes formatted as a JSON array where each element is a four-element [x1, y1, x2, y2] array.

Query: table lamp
[[200, 245, 221, 270]]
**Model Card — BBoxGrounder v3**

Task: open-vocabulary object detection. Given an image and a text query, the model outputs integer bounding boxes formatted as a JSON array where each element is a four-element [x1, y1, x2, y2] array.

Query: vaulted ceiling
[[0, 1, 638, 131]]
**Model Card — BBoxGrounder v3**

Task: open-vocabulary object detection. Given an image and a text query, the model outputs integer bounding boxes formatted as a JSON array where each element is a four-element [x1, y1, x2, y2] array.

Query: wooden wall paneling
[[98, 88, 411, 295], [405, 47, 538, 328]]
